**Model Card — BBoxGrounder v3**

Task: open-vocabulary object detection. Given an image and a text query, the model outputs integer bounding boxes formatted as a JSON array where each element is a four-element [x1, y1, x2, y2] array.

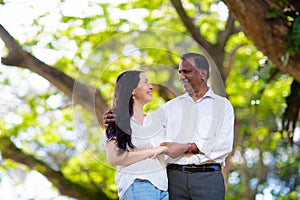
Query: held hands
[[160, 142, 188, 158], [150, 145, 168, 159]]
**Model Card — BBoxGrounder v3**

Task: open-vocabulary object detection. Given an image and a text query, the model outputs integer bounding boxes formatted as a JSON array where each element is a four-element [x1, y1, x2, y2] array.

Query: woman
[[105, 70, 168, 200]]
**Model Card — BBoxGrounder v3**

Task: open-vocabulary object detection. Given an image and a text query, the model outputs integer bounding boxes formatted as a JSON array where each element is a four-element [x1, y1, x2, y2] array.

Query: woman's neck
[[133, 104, 145, 125]]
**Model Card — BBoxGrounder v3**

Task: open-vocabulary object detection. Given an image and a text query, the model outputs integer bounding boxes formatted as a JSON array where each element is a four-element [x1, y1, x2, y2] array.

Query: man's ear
[[200, 69, 208, 79]]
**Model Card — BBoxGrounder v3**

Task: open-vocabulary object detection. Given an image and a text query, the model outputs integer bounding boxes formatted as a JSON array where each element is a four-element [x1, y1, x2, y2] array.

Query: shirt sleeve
[[194, 98, 234, 164]]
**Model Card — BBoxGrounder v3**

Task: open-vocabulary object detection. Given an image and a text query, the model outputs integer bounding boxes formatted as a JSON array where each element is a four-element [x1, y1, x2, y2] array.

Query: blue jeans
[[121, 179, 169, 200]]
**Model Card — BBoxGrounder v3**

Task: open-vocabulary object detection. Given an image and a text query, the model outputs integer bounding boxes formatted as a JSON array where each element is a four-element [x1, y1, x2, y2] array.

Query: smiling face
[[132, 72, 153, 106], [178, 57, 207, 96]]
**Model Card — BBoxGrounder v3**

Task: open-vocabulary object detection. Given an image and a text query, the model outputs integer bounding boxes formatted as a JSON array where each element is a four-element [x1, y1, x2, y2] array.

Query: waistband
[[167, 163, 221, 173]]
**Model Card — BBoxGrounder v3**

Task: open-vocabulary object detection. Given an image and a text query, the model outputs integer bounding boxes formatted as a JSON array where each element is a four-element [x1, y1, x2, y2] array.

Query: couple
[[104, 52, 235, 200]]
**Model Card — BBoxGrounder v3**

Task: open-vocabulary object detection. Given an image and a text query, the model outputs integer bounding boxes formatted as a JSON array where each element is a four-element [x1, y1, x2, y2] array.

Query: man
[[103, 52, 234, 200], [159, 52, 234, 200]]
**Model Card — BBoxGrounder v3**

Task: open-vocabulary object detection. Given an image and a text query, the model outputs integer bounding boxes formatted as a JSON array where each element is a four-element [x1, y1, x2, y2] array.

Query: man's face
[[178, 57, 205, 94]]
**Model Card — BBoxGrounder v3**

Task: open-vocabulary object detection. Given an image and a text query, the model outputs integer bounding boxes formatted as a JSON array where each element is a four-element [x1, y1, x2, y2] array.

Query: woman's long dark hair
[[105, 70, 143, 151]]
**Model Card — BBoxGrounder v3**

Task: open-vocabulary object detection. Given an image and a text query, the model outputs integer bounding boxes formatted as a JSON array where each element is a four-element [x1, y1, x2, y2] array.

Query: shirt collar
[[180, 87, 216, 102]]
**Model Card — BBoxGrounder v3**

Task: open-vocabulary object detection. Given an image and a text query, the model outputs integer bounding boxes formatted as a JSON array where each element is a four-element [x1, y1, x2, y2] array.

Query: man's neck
[[189, 86, 209, 101]]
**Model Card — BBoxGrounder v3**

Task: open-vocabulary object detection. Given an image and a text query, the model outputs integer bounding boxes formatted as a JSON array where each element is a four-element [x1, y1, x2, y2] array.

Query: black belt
[[167, 163, 221, 173]]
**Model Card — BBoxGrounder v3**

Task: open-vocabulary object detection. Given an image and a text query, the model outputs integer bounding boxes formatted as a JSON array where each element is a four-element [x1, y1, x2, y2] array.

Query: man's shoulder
[[214, 94, 234, 114], [160, 94, 186, 113], [212, 93, 231, 103], [163, 94, 186, 105]]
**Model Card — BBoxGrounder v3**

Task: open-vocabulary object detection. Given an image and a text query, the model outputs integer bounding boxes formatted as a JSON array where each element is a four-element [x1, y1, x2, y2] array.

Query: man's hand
[[103, 108, 115, 128], [160, 142, 188, 158]]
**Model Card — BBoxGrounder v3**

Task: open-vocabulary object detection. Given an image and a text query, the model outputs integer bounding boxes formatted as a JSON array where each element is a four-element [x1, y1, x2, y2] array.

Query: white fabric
[[112, 110, 168, 198], [161, 88, 234, 167]]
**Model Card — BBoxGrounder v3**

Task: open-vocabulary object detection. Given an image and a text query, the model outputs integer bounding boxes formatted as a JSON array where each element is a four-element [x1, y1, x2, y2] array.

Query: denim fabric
[[121, 179, 169, 200]]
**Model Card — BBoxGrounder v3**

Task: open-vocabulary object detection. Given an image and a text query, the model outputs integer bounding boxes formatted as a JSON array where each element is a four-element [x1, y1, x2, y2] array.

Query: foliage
[[266, 3, 300, 54], [287, 16, 300, 53], [0, 0, 299, 199]]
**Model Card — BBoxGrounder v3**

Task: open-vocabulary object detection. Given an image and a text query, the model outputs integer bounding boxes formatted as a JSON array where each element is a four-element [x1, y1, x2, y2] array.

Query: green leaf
[[266, 8, 284, 19], [287, 16, 300, 53]]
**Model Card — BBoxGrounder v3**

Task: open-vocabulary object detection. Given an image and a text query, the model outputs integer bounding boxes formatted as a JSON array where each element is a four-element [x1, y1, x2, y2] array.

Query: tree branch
[[224, 43, 246, 80], [0, 136, 110, 200], [0, 24, 108, 126], [170, 0, 212, 50], [218, 12, 240, 48], [170, 0, 242, 82]]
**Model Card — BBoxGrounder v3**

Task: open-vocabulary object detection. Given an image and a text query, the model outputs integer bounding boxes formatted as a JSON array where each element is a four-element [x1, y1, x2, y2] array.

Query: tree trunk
[[222, 0, 300, 82]]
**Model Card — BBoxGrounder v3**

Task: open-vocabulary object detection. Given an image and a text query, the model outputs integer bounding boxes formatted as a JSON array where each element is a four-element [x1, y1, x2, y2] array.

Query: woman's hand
[[150, 145, 168, 158], [160, 142, 188, 158]]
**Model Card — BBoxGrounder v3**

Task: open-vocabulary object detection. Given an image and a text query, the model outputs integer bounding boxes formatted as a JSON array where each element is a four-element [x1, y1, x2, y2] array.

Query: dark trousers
[[167, 168, 225, 200]]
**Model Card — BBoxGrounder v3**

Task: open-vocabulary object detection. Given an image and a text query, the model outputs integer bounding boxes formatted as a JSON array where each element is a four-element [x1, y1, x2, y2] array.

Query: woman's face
[[133, 73, 153, 105]]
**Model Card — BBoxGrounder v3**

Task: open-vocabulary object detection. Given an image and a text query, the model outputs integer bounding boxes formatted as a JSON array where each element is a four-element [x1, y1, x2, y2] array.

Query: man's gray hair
[[181, 52, 210, 78]]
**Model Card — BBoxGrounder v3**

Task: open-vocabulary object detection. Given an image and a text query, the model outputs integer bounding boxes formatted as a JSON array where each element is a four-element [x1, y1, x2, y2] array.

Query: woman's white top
[[107, 109, 167, 198]]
